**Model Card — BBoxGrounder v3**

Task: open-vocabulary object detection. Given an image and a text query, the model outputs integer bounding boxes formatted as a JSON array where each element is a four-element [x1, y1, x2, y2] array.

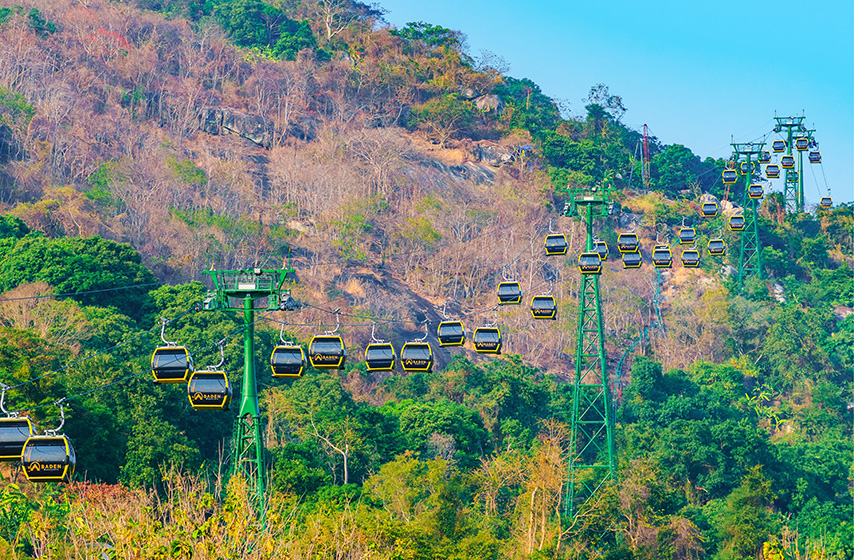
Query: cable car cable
[[4, 304, 200, 392], [0, 281, 162, 303], [7, 306, 279, 415]]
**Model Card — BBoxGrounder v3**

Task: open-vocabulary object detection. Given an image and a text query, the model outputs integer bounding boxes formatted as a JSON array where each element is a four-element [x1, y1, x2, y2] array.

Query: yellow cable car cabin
[[22, 435, 76, 482], [729, 215, 745, 231], [437, 321, 466, 346], [151, 346, 193, 384], [270, 346, 306, 378], [617, 232, 639, 253], [722, 169, 738, 184], [765, 164, 780, 178], [748, 184, 764, 199], [708, 238, 727, 256], [400, 342, 433, 373], [678, 227, 695, 245], [544, 234, 568, 256], [473, 327, 502, 354], [622, 252, 642, 268], [758, 151, 771, 164], [497, 282, 522, 305], [652, 245, 672, 268], [787, 171, 799, 183], [530, 296, 557, 320], [794, 137, 809, 151], [365, 343, 396, 371], [578, 252, 602, 274], [308, 336, 346, 369], [701, 201, 719, 218], [780, 155, 795, 169], [819, 197, 832, 209], [772, 139, 786, 152], [187, 371, 232, 410], [740, 161, 755, 175], [0, 417, 33, 460], [681, 249, 700, 268], [809, 151, 821, 163], [594, 241, 609, 261]]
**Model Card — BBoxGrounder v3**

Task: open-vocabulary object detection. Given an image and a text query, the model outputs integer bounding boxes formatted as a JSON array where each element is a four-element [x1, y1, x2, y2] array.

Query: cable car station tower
[[203, 266, 294, 517], [773, 115, 809, 214], [731, 142, 764, 285], [563, 186, 616, 520]]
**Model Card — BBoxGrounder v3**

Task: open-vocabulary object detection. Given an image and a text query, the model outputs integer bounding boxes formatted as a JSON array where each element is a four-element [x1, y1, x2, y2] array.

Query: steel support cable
[[5, 305, 200, 392], [0, 281, 162, 303], [8, 306, 279, 415]]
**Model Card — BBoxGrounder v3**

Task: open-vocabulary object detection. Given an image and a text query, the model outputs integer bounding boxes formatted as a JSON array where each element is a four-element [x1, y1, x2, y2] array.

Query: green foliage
[[390, 21, 465, 50], [0, 229, 158, 322], [166, 156, 208, 187], [408, 93, 476, 145], [271, 19, 316, 60], [213, 0, 316, 59], [495, 77, 560, 134], [0, 6, 55, 36]]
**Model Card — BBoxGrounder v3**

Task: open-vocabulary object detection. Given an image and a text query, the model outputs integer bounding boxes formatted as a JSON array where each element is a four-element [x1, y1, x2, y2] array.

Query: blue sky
[[377, 0, 853, 206]]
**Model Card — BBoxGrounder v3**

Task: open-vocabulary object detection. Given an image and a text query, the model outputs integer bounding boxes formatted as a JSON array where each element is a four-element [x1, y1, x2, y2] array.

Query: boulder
[[619, 212, 643, 230], [474, 94, 504, 114], [476, 143, 514, 167], [700, 193, 720, 204], [772, 283, 786, 303], [460, 87, 478, 99], [222, 110, 274, 148], [198, 107, 275, 148]]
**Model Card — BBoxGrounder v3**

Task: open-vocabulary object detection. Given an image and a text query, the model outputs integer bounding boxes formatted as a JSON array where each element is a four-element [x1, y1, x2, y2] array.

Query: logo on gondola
[[27, 462, 63, 472], [192, 393, 219, 402]]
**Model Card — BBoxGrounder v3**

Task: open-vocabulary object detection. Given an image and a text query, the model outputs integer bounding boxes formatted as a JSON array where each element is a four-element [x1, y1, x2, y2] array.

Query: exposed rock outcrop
[[474, 94, 503, 114], [198, 107, 275, 148]]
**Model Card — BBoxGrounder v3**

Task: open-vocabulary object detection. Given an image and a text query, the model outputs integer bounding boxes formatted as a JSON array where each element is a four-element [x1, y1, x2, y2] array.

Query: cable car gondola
[[497, 282, 522, 305], [617, 233, 639, 253], [22, 435, 76, 482], [780, 155, 795, 169], [787, 171, 799, 183], [622, 252, 642, 268], [740, 161, 755, 175], [758, 151, 771, 164], [578, 252, 602, 274], [187, 371, 232, 410], [544, 234, 568, 256], [151, 346, 193, 384], [701, 201, 719, 218], [808, 151, 821, 163], [473, 327, 502, 354], [437, 321, 466, 346], [530, 295, 557, 320], [0, 417, 33, 460], [681, 249, 700, 268], [728, 215, 745, 231], [819, 197, 832, 209], [270, 346, 306, 378], [308, 335, 346, 369], [365, 343, 396, 371], [795, 137, 810, 151], [594, 241, 609, 261], [400, 342, 433, 373], [722, 169, 738, 184], [708, 238, 726, 256], [678, 227, 695, 245], [772, 139, 786, 153], [748, 184, 764, 199], [652, 245, 672, 268], [765, 164, 780, 178]]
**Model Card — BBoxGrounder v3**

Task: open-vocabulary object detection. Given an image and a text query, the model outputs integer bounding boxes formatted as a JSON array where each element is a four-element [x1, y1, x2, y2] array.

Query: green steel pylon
[[731, 142, 764, 285], [203, 266, 294, 519], [773, 115, 808, 214], [563, 185, 616, 520]]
